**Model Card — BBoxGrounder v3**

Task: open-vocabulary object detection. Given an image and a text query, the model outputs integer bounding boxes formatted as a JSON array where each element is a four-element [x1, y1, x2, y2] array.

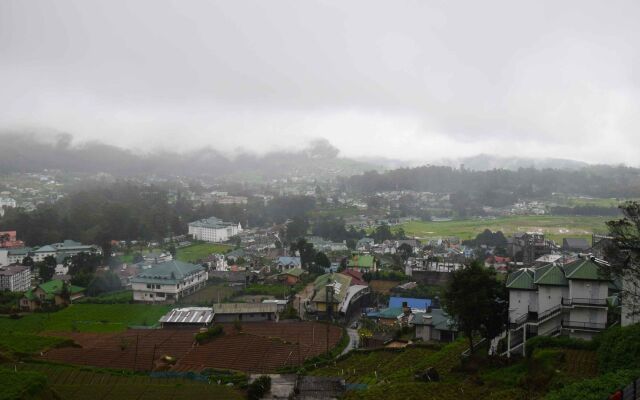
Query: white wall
[[0, 250, 8, 266], [509, 289, 538, 322], [622, 272, 640, 327], [537, 285, 569, 314], [569, 280, 608, 301]]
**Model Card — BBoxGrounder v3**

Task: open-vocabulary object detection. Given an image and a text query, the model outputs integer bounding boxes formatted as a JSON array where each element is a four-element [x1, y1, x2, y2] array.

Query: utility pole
[[325, 282, 333, 356]]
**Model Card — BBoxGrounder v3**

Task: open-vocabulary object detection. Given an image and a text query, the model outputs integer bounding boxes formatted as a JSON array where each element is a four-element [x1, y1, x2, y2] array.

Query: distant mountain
[[0, 133, 377, 181], [434, 154, 590, 171]]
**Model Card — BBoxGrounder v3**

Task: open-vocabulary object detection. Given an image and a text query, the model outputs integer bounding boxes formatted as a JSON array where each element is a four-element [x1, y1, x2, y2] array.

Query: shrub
[[247, 375, 271, 400], [526, 335, 596, 358], [597, 324, 640, 373], [545, 368, 640, 400], [195, 325, 224, 344]]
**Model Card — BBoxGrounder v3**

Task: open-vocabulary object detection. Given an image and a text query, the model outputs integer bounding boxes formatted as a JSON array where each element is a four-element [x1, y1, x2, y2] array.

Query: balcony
[[561, 297, 608, 307], [561, 320, 606, 331]]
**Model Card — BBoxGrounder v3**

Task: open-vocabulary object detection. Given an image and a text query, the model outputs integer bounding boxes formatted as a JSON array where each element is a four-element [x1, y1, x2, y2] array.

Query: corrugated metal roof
[[506, 268, 536, 290], [159, 307, 213, 324], [562, 259, 610, 281], [212, 303, 278, 314], [534, 264, 568, 286]]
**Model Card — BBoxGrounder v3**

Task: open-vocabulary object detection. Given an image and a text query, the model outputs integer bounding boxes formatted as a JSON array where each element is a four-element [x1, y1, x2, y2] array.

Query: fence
[[609, 377, 640, 400]]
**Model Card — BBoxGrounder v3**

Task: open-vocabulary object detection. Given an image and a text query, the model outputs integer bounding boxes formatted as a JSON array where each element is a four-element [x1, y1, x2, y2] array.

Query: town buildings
[[188, 217, 243, 243], [0, 264, 31, 292], [131, 260, 208, 303], [20, 279, 85, 310], [505, 257, 611, 356]]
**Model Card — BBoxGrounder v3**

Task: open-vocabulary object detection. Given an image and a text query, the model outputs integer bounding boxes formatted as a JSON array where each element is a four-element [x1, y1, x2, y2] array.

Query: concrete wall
[[214, 312, 276, 323], [411, 270, 452, 286], [509, 289, 538, 322], [537, 285, 568, 314]]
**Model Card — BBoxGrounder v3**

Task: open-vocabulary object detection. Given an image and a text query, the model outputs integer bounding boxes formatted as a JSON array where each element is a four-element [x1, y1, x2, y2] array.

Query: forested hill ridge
[[0, 133, 376, 181], [342, 164, 640, 199]]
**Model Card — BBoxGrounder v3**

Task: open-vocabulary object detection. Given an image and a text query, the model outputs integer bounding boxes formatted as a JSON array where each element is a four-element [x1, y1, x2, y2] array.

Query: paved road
[[342, 327, 360, 356]]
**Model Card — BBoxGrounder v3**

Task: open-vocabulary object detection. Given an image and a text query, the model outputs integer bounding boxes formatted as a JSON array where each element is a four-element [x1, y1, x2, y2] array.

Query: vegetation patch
[[176, 242, 232, 262], [195, 325, 224, 344]]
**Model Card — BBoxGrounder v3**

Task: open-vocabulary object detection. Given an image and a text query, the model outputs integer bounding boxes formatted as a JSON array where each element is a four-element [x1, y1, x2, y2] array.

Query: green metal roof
[[376, 307, 403, 319], [347, 254, 374, 269], [413, 309, 458, 332], [562, 259, 610, 281], [311, 273, 351, 304], [534, 264, 568, 286], [131, 260, 204, 285], [282, 267, 305, 278], [38, 279, 84, 295], [506, 268, 536, 290]]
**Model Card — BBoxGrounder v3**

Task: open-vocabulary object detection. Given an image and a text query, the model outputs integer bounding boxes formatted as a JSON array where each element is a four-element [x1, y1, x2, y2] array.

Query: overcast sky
[[1, 0, 639, 165]]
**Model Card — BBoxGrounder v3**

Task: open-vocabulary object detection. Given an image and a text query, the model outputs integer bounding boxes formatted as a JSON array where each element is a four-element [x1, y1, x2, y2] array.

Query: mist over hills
[[0, 133, 377, 180], [0, 132, 624, 182]]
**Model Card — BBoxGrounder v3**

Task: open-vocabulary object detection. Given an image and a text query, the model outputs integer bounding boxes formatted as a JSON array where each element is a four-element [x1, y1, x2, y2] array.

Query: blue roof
[[389, 296, 432, 310], [277, 256, 301, 266]]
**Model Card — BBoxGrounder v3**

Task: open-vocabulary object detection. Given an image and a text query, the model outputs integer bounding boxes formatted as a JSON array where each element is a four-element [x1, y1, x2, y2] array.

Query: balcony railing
[[561, 320, 606, 331], [537, 304, 562, 322], [561, 297, 608, 307]]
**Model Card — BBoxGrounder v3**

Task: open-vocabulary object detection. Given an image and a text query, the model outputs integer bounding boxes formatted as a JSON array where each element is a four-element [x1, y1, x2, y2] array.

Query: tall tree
[[603, 201, 640, 320], [443, 261, 507, 353]]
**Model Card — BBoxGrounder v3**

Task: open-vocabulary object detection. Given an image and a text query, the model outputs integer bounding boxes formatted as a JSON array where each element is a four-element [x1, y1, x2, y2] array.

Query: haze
[[1, 0, 639, 165]]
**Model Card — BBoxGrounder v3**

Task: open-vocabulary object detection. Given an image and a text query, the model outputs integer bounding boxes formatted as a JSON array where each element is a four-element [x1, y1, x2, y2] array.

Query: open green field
[[0, 304, 170, 334], [176, 243, 232, 263], [396, 215, 610, 243], [178, 283, 235, 306]]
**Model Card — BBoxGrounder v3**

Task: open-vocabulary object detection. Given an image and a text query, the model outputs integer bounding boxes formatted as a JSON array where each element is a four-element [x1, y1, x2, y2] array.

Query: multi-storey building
[[131, 260, 208, 303], [188, 217, 242, 243], [0, 264, 31, 292], [505, 257, 611, 356]]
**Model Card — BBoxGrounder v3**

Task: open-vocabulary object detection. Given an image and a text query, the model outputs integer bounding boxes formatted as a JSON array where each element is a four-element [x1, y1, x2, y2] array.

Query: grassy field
[[7, 363, 244, 400], [178, 283, 235, 306], [176, 243, 232, 263], [0, 304, 171, 334], [396, 215, 610, 243]]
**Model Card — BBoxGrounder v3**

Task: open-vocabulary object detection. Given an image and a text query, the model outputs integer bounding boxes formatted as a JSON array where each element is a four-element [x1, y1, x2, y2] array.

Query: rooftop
[[159, 307, 213, 324], [213, 303, 278, 314], [131, 260, 204, 284], [189, 216, 239, 229]]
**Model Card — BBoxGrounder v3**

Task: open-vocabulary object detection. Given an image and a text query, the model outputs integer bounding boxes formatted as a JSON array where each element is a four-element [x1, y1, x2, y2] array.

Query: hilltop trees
[[443, 261, 508, 353], [603, 201, 640, 320]]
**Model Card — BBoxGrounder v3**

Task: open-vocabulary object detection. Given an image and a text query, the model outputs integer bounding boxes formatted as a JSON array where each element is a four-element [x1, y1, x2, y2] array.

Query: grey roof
[[562, 238, 590, 250], [0, 264, 30, 276], [212, 303, 278, 314], [7, 247, 32, 256], [413, 309, 457, 332], [131, 260, 204, 284], [159, 307, 213, 324], [189, 217, 238, 229], [34, 245, 56, 253]]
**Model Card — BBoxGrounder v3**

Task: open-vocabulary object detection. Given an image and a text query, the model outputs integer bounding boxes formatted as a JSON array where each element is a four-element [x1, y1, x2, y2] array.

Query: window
[[147, 284, 152, 289]]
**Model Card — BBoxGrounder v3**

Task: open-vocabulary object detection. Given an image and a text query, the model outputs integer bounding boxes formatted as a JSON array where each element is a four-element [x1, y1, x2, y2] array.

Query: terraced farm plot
[[561, 349, 598, 378], [369, 280, 399, 295], [39, 322, 343, 374], [13, 364, 244, 400]]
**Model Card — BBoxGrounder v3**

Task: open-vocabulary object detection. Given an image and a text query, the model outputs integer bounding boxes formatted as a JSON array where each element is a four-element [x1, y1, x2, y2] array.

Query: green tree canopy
[[443, 261, 508, 353]]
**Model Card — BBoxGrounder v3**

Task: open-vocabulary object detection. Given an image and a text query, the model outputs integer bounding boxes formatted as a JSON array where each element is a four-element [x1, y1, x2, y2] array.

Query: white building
[[0, 265, 31, 292], [505, 257, 611, 356], [188, 217, 242, 243], [131, 260, 208, 303], [0, 197, 17, 209]]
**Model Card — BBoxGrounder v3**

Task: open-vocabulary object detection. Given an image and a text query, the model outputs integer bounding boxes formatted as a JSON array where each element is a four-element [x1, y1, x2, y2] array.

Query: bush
[[597, 324, 640, 373], [247, 375, 271, 400], [545, 368, 640, 400], [195, 325, 224, 344], [526, 335, 596, 358]]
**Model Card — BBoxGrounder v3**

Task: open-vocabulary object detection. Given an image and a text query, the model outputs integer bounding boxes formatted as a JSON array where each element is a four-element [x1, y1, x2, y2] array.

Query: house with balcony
[[504, 257, 611, 356], [131, 260, 208, 303]]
